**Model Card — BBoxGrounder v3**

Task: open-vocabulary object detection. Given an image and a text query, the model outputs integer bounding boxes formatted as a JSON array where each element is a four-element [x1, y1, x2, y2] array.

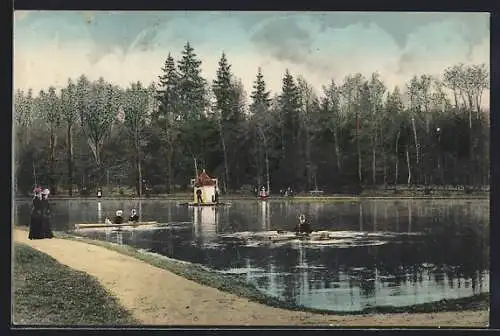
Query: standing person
[[40, 188, 54, 239], [214, 188, 220, 203], [196, 188, 203, 204], [28, 187, 43, 239]]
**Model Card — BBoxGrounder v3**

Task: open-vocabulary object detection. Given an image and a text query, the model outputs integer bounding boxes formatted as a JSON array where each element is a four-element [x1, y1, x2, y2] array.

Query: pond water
[[14, 198, 490, 312]]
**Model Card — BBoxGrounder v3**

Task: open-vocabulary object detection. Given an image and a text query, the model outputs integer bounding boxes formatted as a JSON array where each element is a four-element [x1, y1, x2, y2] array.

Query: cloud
[[14, 12, 490, 108], [14, 11, 31, 22]]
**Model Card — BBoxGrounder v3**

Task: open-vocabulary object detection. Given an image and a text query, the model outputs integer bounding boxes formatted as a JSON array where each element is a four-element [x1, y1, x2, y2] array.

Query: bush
[[239, 184, 254, 195]]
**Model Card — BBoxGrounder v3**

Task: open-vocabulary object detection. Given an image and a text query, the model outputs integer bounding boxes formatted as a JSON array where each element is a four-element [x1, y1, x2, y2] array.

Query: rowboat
[[74, 221, 158, 229], [177, 202, 231, 207]]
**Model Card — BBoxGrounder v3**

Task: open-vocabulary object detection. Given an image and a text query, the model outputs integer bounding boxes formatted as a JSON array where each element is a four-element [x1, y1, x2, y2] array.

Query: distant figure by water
[[29, 187, 53, 239], [295, 214, 312, 235], [196, 188, 203, 204], [114, 210, 124, 224], [129, 209, 139, 222]]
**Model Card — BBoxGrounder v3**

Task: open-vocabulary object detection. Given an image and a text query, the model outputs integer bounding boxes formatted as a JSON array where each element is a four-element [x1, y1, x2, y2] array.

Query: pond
[[14, 198, 490, 312]]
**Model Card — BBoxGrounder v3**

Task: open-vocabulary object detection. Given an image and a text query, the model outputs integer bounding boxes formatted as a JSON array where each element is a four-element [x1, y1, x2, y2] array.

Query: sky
[[13, 11, 490, 104]]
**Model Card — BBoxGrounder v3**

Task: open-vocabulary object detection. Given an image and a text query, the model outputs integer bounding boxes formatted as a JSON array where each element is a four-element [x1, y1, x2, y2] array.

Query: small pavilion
[[191, 169, 218, 204]]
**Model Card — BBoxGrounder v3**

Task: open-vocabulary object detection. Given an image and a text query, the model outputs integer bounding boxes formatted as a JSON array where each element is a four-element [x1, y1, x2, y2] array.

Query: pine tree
[[277, 69, 301, 188], [250, 67, 271, 115], [212, 52, 234, 121], [279, 69, 300, 142], [157, 53, 179, 123], [177, 42, 207, 120], [156, 53, 180, 192]]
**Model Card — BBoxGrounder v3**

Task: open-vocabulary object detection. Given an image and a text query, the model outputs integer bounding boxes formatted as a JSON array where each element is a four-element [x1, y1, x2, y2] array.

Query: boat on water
[[258, 186, 269, 200], [178, 201, 231, 207], [74, 221, 158, 229]]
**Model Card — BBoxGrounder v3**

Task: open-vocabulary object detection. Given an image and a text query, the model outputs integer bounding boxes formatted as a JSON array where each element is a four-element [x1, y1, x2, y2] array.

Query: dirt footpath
[[13, 229, 488, 327]]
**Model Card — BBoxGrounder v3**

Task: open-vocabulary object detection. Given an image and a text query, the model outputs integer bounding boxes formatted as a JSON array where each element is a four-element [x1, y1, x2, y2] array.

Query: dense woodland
[[14, 42, 490, 196]]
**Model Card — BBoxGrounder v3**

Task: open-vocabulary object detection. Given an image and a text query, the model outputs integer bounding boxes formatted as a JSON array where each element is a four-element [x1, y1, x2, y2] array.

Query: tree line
[[14, 42, 490, 196]]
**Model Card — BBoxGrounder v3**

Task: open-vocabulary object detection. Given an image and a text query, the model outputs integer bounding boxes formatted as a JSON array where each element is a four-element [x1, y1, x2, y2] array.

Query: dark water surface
[[14, 199, 489, 312]]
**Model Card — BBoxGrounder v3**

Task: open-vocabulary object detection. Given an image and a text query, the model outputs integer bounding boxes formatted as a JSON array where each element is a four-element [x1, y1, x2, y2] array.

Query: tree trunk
[[371, 140, 377, 185], [219, 127, 229, 193], [193, 155, 198, 178], [135, 136, 143, 197], [166, 147, 173, 194], [356, 114, 362, 184], [305, 131, 312, 189], [411, 115, 419, 164], [66, 123, 73, 196], [265, 150, 270, 194], [49, 126, 57, 195], [405, 144, 412, 186], [383, 151, 387, 186], [333, 128, 342, 172], [395, 130, 400, 185], [95, 146, 101, 188]]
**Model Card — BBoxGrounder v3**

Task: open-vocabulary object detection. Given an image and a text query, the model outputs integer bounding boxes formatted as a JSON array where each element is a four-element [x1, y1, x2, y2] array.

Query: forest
[[14, 42, 490, 196]]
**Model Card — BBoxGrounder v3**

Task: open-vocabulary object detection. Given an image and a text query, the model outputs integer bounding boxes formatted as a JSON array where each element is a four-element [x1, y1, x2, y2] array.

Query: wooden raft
[[74, 221, 158, 229]]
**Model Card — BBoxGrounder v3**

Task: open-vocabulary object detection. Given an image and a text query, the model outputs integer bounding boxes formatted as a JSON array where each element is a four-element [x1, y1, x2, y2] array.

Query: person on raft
[[114, 210, 124, 224], [129, 209, 139, 222], [295, 214, 313, 235], [196, 188, 203, 204]]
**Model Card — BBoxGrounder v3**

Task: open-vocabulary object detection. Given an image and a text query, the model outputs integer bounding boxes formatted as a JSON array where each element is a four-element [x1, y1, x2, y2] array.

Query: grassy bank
[[25, 227, 488, 316], [12, 243, 137, 326]]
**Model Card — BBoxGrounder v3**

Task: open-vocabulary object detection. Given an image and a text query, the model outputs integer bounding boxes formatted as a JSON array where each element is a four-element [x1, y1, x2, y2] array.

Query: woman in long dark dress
[[40, 189, 54, 239], [28, 189, 44, 239]]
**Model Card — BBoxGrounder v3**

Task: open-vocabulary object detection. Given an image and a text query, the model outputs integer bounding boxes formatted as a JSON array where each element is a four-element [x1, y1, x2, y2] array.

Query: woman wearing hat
[[129, 209, 139, 223], [114, 210, 124, 224], [40, 188, 54, 238], [28, 187, 44, 239], [295, 214, 312, 235]]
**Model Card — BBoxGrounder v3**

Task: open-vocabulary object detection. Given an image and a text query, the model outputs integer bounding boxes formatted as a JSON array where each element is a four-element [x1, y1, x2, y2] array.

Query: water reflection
[[97, 202, 102, 223], [261, 201, 270, 231], [14, 198, 489, 312], [104, 228, 124, 245], [193, 206, 218, 244]]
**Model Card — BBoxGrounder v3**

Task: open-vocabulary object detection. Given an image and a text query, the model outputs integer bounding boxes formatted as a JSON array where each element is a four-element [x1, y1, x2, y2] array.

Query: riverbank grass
[[12, 243, 137, 325]]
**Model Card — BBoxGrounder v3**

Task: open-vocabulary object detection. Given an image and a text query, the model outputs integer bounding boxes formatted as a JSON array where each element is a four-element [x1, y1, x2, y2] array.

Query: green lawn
[[12, 243, 137, 326]]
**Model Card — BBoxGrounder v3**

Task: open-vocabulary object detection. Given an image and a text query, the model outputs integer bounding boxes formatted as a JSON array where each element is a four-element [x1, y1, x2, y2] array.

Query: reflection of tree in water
[[89, 199, 489, 311], [348, 266, 376, 298]]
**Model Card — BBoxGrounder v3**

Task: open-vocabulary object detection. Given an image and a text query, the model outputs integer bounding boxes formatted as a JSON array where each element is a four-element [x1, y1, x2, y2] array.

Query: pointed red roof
[[195, 169, 216, 187]]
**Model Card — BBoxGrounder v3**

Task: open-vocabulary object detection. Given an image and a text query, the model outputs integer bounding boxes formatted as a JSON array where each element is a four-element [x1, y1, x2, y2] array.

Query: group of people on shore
[[105, 209, 139, 225], [28, 186, 54, 240]]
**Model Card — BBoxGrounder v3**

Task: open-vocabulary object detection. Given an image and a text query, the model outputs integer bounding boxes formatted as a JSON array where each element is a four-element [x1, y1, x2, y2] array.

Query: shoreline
[[14, 195, 489, 202], [14, 226, 489, 317]]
